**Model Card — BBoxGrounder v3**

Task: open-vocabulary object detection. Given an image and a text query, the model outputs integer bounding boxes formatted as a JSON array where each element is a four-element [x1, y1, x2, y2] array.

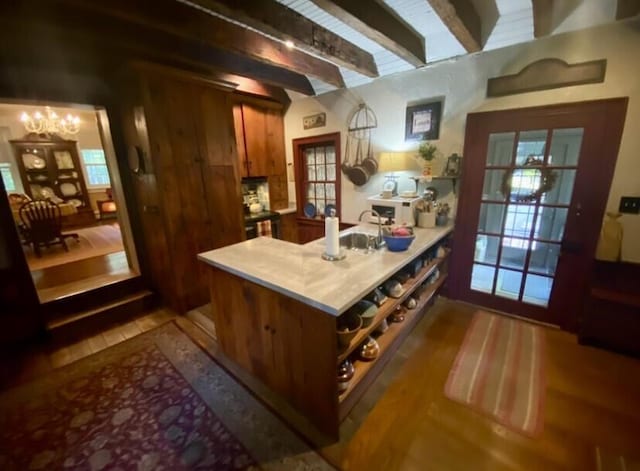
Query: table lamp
[[378, 152, 411, 196]]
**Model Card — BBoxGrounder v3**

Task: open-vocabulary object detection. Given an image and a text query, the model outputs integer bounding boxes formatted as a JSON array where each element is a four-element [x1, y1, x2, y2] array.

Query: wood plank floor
[[1, 299, 639, 470]]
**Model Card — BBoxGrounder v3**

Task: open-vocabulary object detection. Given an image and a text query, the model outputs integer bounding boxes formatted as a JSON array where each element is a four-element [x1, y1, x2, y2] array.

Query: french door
[[451, 99, 627, 329]]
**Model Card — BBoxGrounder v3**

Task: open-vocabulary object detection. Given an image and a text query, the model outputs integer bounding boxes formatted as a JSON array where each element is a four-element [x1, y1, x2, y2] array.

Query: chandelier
[[20, 106, 80, 136]]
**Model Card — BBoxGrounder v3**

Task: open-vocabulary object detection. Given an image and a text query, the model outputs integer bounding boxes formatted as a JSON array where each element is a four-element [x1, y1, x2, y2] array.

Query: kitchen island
[[198, 224, 453, 438]]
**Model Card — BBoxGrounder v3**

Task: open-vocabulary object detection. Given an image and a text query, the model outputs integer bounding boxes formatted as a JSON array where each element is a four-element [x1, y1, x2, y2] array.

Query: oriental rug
[[444, 310, 546, 437], [26, 222, 124, 271], [0, 322, 332, 470]]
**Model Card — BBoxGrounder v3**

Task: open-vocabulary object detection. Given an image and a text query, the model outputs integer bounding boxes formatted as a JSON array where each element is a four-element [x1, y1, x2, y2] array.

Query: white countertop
[[198, 224, 453, 316]]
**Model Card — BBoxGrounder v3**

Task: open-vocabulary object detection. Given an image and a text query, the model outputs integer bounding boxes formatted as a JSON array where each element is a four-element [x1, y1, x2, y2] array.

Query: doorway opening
[[0, 101, 139, 303]]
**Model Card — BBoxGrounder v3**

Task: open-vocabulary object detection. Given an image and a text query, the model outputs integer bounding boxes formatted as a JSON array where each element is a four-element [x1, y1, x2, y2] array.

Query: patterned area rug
[[444, 310, 546, 437], [26, 223, 124, 271], [0, 322, 332, 470]]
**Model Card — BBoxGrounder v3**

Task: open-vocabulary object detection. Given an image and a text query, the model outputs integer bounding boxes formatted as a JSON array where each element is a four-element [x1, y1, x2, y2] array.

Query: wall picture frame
[[303, 112, 326, 130], [405, 101, 442, 141]]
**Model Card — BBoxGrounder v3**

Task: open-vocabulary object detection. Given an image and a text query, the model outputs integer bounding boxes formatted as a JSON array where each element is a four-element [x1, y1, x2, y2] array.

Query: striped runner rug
[[444, 310, 545, 437]]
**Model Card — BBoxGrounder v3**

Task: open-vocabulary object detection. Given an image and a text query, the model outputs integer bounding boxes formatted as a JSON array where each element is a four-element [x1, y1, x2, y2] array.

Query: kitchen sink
[[339, 232, 385, 252]]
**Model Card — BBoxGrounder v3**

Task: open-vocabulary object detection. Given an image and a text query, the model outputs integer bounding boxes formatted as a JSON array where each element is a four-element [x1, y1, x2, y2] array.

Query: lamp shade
[[378, 152, 412, 172]]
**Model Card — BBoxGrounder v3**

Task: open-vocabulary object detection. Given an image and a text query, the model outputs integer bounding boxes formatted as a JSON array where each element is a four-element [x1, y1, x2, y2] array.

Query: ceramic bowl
[[336, 313, 362, 347], [383, 234, 416, 252], [351, 300, 378, 327]]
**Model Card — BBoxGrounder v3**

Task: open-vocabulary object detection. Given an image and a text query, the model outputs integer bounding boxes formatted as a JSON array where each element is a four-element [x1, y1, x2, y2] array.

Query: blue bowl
[[383, 234, 416, 252]]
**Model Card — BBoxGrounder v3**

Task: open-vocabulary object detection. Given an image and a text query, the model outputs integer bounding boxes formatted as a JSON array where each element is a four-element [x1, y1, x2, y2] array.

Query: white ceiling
[[273, 0, 622, 95]]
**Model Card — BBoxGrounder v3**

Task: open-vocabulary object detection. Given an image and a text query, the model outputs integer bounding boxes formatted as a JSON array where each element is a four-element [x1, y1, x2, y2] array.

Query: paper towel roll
[[325, 215, 340, 257]]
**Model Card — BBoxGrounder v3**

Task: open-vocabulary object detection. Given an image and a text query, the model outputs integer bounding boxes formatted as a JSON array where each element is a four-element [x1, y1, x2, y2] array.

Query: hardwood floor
[[1, 299, 639, 470]]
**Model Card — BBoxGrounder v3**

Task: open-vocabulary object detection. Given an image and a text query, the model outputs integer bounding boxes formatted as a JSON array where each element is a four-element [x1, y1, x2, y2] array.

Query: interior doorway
[[0, 101, 139, 303], [451, 98, 628, 329]]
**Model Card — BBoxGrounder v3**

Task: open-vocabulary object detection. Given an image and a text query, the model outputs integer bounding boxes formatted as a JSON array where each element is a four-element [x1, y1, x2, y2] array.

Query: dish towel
[[257, 220, 272, 237]]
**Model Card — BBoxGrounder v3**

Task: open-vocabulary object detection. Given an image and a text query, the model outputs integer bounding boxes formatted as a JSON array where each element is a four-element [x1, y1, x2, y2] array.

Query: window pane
[[478, 203, 506, 234], [315, 147, 325, 164], [81, 149, 106, 165], [516, 130, 547, 165], [523, 274, 553, 307], [0, 165, 16, 191], [549, 128, 583, 166], [326, 164, 336, 181], [471, 264, 495, 294], [474, 235, 499, 265], [87, 165, 111, 186], [307, 165, 316, 181], [306, 183, 315, 198], [305, 148, 315, 165], [326, 183, 335, 199], [325, 146, 335, 164], [487, 132, 515, 166], [316, 165, 326, 181], [495, 269, 522, 300], [536, 207, 568, 241], [316, 183, 325, 199], [482, 169, 507, 201], [544, 169, 576, 205], [528, 242, 561, 276]]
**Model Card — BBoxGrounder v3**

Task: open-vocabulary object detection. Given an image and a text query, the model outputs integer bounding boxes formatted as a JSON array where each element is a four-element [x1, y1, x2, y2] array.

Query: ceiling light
[[284, 40, 295, 49], [20, 106, 80, 136]]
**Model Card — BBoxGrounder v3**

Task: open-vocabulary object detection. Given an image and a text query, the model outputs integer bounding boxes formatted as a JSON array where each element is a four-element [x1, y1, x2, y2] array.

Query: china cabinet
[[11, 136, 95, 225]]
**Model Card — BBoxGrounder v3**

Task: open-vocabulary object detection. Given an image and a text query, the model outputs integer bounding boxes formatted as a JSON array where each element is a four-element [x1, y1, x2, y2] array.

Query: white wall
[[284, 18, 640, 262]]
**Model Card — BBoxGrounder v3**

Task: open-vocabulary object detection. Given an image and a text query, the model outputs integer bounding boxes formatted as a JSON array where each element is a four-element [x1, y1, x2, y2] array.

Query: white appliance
[[367, 195, 421, 226]]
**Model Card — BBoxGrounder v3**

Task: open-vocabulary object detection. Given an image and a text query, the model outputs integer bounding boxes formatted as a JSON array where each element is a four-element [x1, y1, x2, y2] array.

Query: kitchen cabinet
[[119, 64, 245, 313], [233, 100, 288, 210], [279, 212, 298, 243], [11, 137, 95, 226]]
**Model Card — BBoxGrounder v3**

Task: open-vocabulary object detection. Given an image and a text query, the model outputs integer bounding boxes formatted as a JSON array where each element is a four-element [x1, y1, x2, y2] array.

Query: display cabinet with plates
[[11, 136, 95, 225]]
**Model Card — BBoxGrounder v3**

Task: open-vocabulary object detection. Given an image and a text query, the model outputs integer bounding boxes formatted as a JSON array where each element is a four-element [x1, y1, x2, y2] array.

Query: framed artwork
[[405, 101, 442, 141], [303, 112, 326, 130]]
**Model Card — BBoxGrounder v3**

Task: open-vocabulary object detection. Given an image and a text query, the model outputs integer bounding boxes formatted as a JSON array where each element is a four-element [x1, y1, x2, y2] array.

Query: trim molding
[[487, 58, 607, 97]]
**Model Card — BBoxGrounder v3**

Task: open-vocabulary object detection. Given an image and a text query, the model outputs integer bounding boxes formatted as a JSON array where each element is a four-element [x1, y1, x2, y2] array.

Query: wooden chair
[[19, 199, 79, 257]]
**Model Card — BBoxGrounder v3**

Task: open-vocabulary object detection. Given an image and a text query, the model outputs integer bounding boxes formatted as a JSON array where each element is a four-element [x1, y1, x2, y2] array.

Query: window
[[81, 149, 111, 187], [0, 163, 16, 192]]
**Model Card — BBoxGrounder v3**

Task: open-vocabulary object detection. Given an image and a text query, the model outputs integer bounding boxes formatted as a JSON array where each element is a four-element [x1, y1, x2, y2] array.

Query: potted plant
[[417, 141, 438, 176]]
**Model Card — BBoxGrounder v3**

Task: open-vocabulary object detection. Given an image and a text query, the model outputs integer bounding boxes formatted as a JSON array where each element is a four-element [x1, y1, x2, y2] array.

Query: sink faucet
[[358, 209, 384, 248]]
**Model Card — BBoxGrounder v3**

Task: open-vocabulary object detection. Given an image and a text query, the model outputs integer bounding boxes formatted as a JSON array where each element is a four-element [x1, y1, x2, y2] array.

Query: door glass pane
[[307, 165, 316, 181], [544, 169, 576, 205], [474, 235, 500, 264], [500, 245, 526, 270], [326, 164, 336, 181], [536, 207, 568, 241], [316, 165, 326, 181], [549, 128, 583, 166], [487, 132, 515, 166], [325, 146, 336, 164], [315, 147, 325, 164], [504, 204, 537, 242], [482, 169, 507, 201], [478, 203, 506, 234], [516, 130, 547, 165], [471, 264, 495, 294], [528, 242, 561, 275], [523, 274, 553, 307], [305, 148, 315, 165], [495, 269, 523, 300]]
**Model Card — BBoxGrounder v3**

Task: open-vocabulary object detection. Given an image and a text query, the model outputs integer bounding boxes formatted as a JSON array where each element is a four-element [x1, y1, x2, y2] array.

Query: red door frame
[[450, 98, 628, 331]]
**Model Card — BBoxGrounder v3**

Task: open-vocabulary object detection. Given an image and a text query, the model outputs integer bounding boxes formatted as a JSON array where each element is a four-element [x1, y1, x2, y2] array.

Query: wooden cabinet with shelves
[[11, 137, 95, 225], [233, 100, 289, 210]]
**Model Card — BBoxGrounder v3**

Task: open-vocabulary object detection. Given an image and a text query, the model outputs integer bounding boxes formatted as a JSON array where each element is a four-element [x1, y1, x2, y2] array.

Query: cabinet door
[[265, 107, 286, 175], [241, 104, 270, 176], [280, 212, 299, 243], [268, 174, 288, 210], [232, 104, 249, 178]]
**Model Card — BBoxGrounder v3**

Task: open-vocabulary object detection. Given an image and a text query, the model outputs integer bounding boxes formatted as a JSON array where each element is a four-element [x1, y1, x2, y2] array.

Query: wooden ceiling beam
[[309, 0, 426, 67], [531, 0, 554, 38], [0, 11, 315, 97], [427, 0, 482, 52], [52, 0, 345, 89], [616, 0, 640, 19], [188, 0, 379, 78]]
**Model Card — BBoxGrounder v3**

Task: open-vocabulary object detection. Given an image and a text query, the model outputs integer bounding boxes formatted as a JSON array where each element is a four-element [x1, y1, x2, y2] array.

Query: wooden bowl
[[337, 313, 362, 347]]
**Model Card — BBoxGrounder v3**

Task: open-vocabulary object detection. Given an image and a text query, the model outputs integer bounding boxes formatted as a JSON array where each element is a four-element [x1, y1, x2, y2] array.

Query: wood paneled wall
[[118, 67, 245, 313]]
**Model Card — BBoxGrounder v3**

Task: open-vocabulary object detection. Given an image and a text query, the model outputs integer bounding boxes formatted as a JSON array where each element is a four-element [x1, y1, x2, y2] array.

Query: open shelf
[[338, 273, 448, 418], [337, 249, 450, 363]]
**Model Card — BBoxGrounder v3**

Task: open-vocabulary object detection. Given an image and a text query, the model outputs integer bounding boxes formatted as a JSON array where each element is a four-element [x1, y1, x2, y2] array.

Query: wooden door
[[451, 99, 627, 329], [240, 103, 270, 177]]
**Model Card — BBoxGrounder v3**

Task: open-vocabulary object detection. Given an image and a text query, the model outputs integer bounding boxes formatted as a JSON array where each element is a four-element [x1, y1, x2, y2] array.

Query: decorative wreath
[[501, 156, 557, 202]]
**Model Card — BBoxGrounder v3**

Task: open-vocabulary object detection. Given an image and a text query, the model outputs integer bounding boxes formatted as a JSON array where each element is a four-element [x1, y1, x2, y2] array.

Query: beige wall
[[284, 18, 640, 262]]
